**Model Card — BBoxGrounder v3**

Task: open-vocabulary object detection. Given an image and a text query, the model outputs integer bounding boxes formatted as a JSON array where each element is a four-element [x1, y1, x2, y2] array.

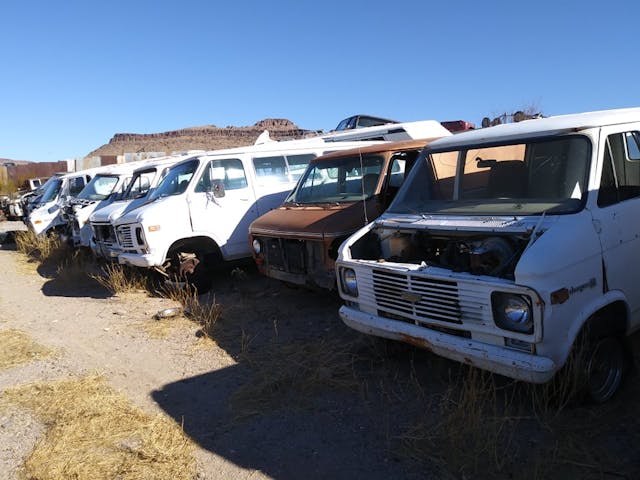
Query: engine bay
[[349, 226, 531, 279]]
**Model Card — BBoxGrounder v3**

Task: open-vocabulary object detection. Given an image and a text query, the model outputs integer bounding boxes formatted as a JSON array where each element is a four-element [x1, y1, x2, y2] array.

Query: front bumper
[[118, 251, 161, 268], [93, 242, 122, 260], [339, 305, 556, 384]]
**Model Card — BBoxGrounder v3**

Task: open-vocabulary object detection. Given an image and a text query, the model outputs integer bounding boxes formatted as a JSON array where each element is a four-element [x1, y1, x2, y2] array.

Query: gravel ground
[[0, 218, 639, 480]]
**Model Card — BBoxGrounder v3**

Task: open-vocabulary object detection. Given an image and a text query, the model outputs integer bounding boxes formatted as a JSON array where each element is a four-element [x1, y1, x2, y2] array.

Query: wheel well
[[167, 236, 221, 262], [584, 301, 628, 339]]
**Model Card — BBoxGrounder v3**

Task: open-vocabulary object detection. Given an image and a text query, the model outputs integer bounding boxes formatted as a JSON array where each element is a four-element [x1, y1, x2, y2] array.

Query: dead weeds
[[15, 230, 69, 268], [159, 282, 222, 336], [0, 375, 197, 480], [92, 263, 151, 295], [0, 329, 54, 370], [230, 337, 360, 418]]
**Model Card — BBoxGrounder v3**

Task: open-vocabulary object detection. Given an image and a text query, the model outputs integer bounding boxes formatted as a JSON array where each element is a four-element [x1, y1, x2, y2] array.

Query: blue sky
[[1, 0, 637, 162]]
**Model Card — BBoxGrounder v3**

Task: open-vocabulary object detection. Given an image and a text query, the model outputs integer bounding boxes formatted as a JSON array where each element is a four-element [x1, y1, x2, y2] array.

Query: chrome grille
[[373, 269, 462, 323]]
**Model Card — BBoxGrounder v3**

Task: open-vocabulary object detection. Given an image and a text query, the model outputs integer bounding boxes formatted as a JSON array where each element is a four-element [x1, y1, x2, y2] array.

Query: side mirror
[[212, 179, 225, 198]]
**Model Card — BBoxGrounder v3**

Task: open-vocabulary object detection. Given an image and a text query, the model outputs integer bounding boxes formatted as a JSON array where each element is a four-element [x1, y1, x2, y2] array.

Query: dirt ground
[[1, 220, 639, 480]]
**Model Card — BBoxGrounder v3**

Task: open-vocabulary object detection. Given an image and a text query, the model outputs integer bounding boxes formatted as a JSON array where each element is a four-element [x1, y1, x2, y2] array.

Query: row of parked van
[[23, 108, 640, 403]]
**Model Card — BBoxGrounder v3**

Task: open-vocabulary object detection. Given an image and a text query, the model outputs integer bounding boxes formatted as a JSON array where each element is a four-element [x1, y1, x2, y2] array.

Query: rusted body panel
[[249, 139, 438, 289], [250, 199, 381, 289]]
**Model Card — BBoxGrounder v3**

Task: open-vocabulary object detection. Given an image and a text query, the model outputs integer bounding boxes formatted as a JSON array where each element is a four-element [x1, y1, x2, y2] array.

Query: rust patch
[[399, 333, 432, 352], [463, 357, 474, 365]]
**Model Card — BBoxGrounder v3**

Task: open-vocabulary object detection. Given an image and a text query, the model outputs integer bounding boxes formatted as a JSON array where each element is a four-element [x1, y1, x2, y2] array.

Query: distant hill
[[87, 118, 320, 157]]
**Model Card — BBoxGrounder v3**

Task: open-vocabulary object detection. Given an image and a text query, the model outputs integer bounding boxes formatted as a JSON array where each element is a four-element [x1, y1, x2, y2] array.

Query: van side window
[[252, 154, 316, 184], [598, 131, 640, 207], [253, 156, 289, 183], [286, 154, 315, 181], [195, 159, 247, 192], [69, 177, 86, 196]]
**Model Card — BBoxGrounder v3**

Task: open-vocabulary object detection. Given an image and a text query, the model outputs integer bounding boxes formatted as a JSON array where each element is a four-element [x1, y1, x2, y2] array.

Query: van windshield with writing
[[285, 154, 384, 204], [389, 136, 591, 216]]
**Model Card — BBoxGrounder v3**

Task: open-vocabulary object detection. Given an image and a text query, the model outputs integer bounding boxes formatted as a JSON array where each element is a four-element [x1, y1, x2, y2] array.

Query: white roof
[[429, 107, 640, 149], [130, 153, 197, 173]]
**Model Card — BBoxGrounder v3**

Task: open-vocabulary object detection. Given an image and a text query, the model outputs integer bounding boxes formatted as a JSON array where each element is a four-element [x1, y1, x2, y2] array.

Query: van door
[[188, 158, 258, 259], [592, 124, 640, 329], [382, 149, 421, 207]]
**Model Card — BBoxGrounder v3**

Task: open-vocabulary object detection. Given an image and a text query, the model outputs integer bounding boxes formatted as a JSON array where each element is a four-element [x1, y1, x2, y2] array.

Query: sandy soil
[[1, 220, 639, 480]]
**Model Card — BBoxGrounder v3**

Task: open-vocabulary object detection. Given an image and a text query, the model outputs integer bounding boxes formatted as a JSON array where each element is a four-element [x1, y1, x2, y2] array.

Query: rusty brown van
[[249, 139, 442, 289]]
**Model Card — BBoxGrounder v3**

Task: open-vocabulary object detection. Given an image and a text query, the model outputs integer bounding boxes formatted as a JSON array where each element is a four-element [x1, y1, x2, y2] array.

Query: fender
[[562, 289, 628, 361]]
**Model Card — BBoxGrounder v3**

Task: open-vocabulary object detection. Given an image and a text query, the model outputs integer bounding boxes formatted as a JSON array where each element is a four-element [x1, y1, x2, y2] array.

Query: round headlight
[[341, 268, 358, 297], [491, 293, 532, 334], [252, 239, 261, 254]]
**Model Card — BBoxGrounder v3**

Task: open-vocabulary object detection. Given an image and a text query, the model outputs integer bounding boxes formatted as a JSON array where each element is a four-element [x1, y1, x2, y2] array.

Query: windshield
[[39, 179, 63, 203], [122, 168, 157, 200], [149, 159, 199, 201], [77, 174, 120, 200], [286, 154, 384, 204], [389, 136, 591, 216]]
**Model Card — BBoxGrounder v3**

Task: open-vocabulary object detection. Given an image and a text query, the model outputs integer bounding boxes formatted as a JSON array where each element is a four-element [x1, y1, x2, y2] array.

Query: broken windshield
[[389, 136, 591, 216], [285, 154, 384, 204]]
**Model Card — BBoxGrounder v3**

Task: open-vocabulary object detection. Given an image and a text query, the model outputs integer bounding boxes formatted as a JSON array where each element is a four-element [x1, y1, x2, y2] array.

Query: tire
[[167, 249, 213, 294], [584, 336, 625, 403]]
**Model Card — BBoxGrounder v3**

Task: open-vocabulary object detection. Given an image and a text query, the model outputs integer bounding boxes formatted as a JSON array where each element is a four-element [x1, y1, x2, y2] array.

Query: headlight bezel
[[491, 292, 533, 334], [340, 267, 358, 297], [252, 238, 261, 255]]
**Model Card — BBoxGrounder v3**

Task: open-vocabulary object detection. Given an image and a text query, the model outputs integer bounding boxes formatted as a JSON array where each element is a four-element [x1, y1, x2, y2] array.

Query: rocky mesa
[[87, 119, 320, 157]]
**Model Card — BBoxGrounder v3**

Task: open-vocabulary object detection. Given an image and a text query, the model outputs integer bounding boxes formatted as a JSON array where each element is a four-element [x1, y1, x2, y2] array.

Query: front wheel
[[166, 250, 213, 294], [585, 336, 625, 403]]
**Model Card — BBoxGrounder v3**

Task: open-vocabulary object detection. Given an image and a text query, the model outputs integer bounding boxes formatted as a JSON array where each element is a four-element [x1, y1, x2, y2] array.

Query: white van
[[89, 153, 199, 258], [27, 170, 94, 236], [336, 107, 640, 402], [114, 121, 450, 289], [64, 157, 198, 248]]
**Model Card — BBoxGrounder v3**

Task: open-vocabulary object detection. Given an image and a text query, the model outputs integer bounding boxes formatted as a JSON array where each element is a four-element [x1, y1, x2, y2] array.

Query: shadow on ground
[[151, 267, 640, 480], [0, 230, 19, 250]]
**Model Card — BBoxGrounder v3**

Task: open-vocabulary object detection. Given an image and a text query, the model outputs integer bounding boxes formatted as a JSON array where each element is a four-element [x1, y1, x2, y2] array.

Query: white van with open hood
[[336, 107, 640, 402]]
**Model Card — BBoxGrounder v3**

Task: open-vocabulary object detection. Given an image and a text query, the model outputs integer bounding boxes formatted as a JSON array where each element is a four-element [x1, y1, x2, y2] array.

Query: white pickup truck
[[89, 153, 199, 258], [336, 107, 640, 402], [113, 121, 445, 290]]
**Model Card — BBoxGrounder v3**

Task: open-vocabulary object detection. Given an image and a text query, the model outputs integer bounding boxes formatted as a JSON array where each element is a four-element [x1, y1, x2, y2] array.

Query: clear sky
[[1, 0, 637, 162]]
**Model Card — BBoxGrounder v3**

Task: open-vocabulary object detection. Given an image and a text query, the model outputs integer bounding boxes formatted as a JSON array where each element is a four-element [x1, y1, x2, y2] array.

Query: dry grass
[[0, 329, 53, 370], [398, 367, 526, 476], [54, 248, 98, 284], [395, 358, 636, 479], [15, 230, 67, 265], [92, 263, 150, 295], [230, 337, 359, 418], [159, 282, 222, 335], [141, 313, 194, 340], [0, 375, 197, 480]]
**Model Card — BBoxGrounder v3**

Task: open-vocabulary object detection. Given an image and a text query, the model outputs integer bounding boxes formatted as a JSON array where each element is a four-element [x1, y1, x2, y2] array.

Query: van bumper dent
[[339, 305, 556, 384]]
